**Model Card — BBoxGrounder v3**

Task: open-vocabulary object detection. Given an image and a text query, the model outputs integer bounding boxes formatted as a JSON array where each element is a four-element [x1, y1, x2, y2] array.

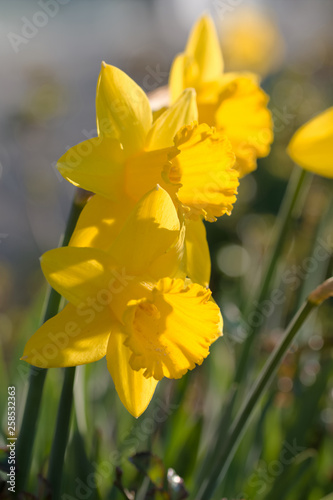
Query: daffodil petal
[[185, 218, 211, 287], [214, 75, 273, 176], [124, 147, 176, 202], [57, 137, 124, 200], [96, 63, 152, 156], [125, 278, 222, 380], [287, 107, 333, 178], [145, 89, 198, 150], [40, 247, 119, 306], [168, 123, 238, 221], [148, 221, 187, 281], [185, 14, 224, 84], [106, 325, 158, 418], [21, 303, 111, 368], [69, 195, 134, 250], [109, 186, 180, 275], [169, 54, 200, 104]]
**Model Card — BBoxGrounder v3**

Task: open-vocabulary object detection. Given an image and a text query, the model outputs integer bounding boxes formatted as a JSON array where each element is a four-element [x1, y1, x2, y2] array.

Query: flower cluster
[[22, 15, 273, 417]]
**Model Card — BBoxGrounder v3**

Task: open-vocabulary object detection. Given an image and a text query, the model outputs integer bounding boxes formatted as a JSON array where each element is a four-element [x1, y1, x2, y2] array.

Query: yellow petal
[[40, 247, 119, 306], [169, 16, 223, 103], [185, 218, 211, 287], [96, 63, 152, 156], [185, 14, 224, 84], [21, 303, 111, 368], [124, 147, 176, 202], [57, 137, 125, 200], [106, 325, 158, 417], [287, 107, 333, 178], [167, 123, 238, 221], [213, 75, 273, 176], [109, 186, 180, 276], [124, 278, 222, 380], [69, 195, 134, 250], [148, 220, 187, 281], [145, 89, 198, 150], [169, 54, 189, 104]]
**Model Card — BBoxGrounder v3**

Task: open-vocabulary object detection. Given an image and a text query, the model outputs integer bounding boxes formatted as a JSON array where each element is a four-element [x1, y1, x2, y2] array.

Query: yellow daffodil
[[169, 14, 273, 178], [22, 187, 222, 417], [58, 62, 239, 287], [58, 62, 238, 221], [287, 107, 333, 178]]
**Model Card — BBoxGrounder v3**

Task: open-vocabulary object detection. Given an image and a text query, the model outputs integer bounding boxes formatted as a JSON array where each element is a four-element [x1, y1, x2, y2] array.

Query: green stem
[[196, 168, 310, 487], [195, 299, 315, 500], [235, 167, 309, 383], [16, 368, 48, 493], [16, 189, 88, 494], [47, 367, 76, 499]]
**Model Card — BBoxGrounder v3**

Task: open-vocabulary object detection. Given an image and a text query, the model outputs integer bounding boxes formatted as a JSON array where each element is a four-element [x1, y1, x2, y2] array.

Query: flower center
[[133, 302, 161, 338]]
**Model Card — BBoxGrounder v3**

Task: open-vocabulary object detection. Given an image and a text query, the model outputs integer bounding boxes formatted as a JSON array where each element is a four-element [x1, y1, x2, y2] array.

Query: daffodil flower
[[58, 62, 238, 219], [287, 107, 333, 178], [169, 14, 273, 177], [22, 187, 222, 417], [58, 63, 238, 287]]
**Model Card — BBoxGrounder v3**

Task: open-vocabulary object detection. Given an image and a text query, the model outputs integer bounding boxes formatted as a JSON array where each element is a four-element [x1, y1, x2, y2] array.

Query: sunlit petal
[[185, 218, 211, 287], [107, 325, 158, 418], [148, 220, 187, 281], [146, 89, 198, 150], [185, 14, 224, 84], [287, 107, 333, 178], [169, 54, 190, 104], [109, 186, 180, 275], [214, 75, 273, 176], [21, 303, 111, 368], [124, 148, 176, 202], [40, 247, 117, 306], [57, 137, 125, 200], [96, 62, 152, 156], [69, 195, 134, 250]]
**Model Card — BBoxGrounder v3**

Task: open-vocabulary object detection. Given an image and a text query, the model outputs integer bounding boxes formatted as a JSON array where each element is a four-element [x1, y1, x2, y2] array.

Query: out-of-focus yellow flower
[[22, 187, 222, 417], [219, 7, 285, 77], [287, 107, 333, 178], [169, 14, 273, 178]]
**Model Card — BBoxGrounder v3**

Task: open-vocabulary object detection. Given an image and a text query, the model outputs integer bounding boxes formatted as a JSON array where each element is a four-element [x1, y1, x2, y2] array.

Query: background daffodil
[[169, 14, 273, 177], [287, 106, 333, 178], [22, 187, 222, 417]]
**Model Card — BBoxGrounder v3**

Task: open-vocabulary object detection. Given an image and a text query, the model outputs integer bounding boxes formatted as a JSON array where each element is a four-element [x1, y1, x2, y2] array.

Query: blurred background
[[1, 0, 333, 498]]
